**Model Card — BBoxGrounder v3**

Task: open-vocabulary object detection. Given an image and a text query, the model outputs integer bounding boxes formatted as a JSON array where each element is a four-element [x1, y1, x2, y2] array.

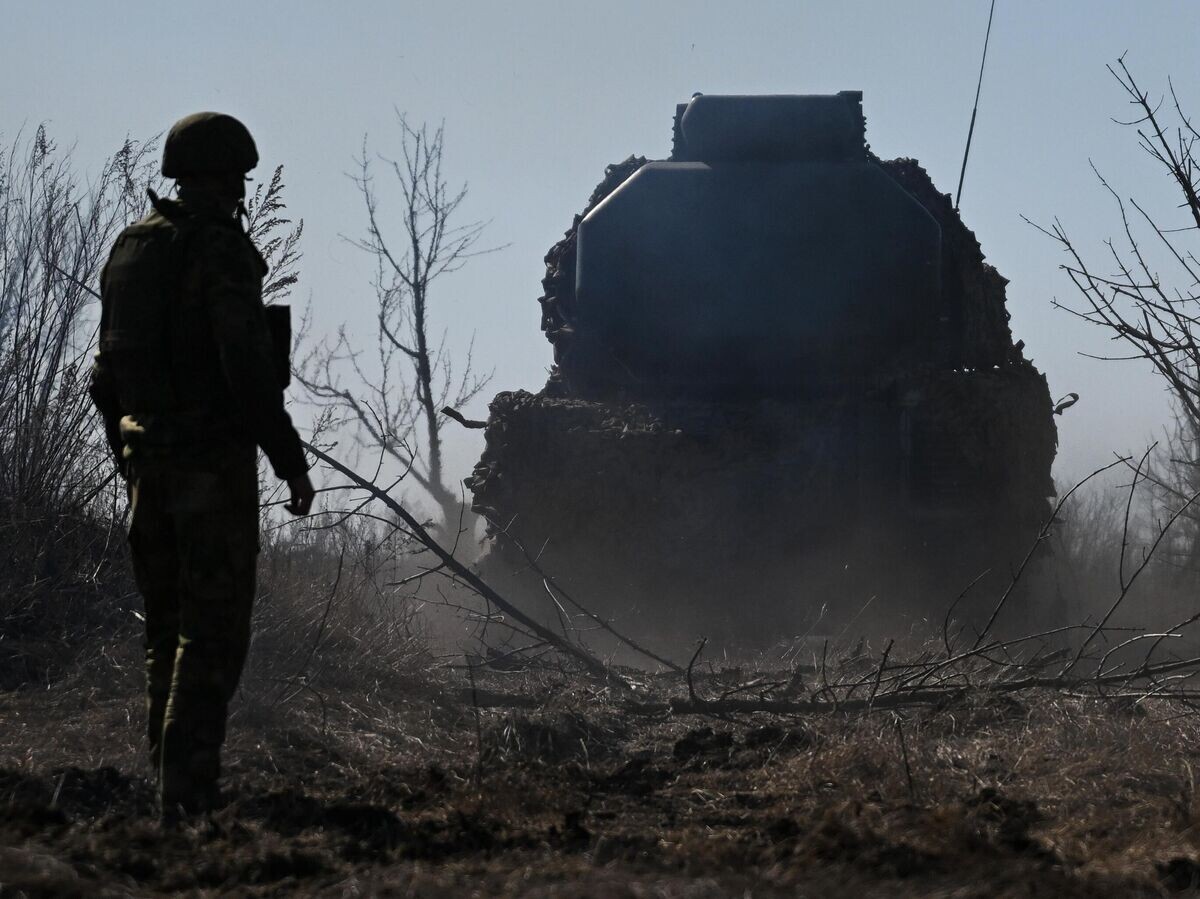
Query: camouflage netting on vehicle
[[905, 364, 1056, 523], [538, 156, 646, 395], [467, 361, 1056, 638], [876, 156, 1017, 370], [468, 389, 867, 634], [474, 105, 1058, 639]]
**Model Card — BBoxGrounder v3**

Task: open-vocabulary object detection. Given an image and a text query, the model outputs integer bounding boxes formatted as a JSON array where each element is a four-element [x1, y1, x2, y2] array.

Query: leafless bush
[[1035, 58, 1200, 565], [248, 513, 430, 698], [1053, 473, 1200, 660], [0, 128, 157, 680]]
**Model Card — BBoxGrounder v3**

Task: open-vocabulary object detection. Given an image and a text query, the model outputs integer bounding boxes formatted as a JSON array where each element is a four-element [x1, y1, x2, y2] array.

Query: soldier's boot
[[159, 724, 223, 819], [159, 658, 233, 818], [160, 757, 221, 816], [145, 643, 176, 774], [131, 476, 180, 778]]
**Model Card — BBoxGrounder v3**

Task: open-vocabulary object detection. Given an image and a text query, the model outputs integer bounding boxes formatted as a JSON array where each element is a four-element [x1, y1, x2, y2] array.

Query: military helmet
[[162, 112, 258, 178]]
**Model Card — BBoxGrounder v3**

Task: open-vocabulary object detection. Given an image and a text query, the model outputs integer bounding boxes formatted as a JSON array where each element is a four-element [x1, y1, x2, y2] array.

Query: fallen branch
[[303, 441, 625, 686], [484, 514, 685, 674]]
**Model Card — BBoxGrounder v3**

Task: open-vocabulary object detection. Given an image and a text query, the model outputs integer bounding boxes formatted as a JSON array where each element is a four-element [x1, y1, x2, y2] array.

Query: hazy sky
[[6, 1, 1200, 499]]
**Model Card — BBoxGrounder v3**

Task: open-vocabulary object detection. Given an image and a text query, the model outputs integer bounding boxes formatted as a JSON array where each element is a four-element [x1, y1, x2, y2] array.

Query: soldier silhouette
[[90, 112, 315, 816]]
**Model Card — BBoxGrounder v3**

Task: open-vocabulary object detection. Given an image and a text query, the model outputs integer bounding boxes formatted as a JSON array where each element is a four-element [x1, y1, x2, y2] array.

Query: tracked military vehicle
[[468, 92, 1057, 641]]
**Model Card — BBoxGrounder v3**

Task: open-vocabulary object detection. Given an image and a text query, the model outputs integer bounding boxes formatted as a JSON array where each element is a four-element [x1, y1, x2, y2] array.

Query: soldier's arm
[[89, 352, 127, 476], [199, 227, 309, 481], [89, 260, 128, 476]]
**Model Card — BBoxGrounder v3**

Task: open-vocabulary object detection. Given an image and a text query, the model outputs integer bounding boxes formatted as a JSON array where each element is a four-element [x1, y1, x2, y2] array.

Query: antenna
[[954, 0, 997, 212]]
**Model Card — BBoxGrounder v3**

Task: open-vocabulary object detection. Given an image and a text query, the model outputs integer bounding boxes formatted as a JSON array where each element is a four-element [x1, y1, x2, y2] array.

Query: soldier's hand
[[285, 473, 316, 516]]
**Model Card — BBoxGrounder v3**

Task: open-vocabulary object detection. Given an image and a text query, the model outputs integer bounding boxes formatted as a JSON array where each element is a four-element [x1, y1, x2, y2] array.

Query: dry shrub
[[0, 490, 139, 688], [0, 129, 156, 685], [1055, 468, 1200, 651], [245, 511, 431, 698]]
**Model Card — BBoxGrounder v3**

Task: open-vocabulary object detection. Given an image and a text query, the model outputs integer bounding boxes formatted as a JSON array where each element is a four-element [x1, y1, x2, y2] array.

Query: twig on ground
[[484, 515, 685, 674], [465, 654, 485, 783], [867, 639, 895, 710], [686, 639, 708, 703], [895, 716, 917, 803]]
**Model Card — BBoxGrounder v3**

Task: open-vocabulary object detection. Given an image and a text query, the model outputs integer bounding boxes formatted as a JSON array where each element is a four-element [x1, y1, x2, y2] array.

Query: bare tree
[[1036, 57, 1200, 564], [296, 114, 494, 524]]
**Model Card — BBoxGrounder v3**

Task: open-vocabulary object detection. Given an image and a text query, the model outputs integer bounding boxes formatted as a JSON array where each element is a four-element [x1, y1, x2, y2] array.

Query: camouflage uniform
[[90, 167, 307, 811]]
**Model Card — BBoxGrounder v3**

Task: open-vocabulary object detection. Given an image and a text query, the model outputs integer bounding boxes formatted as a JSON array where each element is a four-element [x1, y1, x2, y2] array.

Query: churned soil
[[4, 655, 1200, 897]]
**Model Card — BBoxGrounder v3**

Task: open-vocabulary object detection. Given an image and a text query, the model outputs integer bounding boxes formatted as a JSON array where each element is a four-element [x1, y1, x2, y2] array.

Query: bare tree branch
[[1036, 59, 1200, 564], [297, 114, 501, 524]]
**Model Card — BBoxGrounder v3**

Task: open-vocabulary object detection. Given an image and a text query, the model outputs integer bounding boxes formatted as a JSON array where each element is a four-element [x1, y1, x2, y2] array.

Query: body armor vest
[[98, 211, 196, 417], [99, 198, 256, 451], [98, 194, 290, 457]]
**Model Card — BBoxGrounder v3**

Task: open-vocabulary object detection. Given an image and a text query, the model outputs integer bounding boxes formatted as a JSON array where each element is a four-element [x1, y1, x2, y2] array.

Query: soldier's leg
[[126, 469, 179, 773], [159, 457, 258, 811]]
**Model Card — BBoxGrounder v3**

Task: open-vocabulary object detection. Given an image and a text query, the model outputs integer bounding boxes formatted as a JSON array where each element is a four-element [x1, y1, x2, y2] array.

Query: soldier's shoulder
[[117, 207, 176, 238]]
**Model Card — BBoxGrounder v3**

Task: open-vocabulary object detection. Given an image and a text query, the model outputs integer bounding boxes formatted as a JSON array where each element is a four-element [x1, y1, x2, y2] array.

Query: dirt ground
[[5, 647, 1200, 898]]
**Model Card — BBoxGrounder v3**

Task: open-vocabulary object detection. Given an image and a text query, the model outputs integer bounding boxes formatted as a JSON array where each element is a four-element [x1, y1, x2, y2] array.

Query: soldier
[[89, 112, 315, 816]]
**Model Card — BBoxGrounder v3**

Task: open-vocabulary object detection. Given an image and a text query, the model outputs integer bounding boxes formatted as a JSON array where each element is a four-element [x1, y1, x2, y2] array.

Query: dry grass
[[7, 641, 1200, 897], [10, 463, 1200, 895]]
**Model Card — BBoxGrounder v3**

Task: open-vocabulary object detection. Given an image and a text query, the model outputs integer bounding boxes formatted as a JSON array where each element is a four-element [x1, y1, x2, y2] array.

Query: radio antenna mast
[[954, 0, 997, 212]]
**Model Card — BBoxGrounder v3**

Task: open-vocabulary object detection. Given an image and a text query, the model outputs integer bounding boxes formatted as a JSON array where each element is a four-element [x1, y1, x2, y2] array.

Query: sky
[[5, 0, 1200, 503]]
